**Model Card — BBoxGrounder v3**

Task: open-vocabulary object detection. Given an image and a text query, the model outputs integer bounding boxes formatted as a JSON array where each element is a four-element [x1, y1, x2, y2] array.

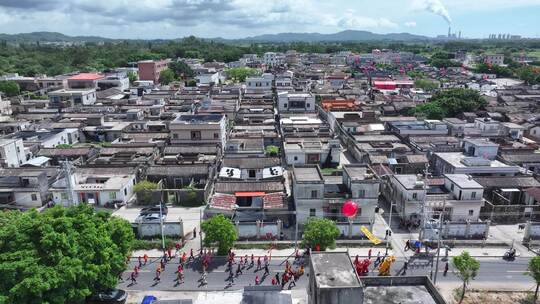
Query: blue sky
[[0, 0, 538, 39]]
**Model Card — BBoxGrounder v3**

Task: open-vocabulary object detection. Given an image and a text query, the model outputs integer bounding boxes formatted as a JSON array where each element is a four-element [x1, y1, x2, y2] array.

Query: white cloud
[[337, 9, 398, 29], [404, 21, 417, 27]]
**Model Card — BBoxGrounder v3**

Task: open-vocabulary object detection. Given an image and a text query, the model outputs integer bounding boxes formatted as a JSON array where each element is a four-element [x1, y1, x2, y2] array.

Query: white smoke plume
[[412, 0, 452, 24]]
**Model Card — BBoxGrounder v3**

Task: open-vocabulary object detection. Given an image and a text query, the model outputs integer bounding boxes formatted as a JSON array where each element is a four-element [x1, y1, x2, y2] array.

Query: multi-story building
[[48, 89, 97, 108], [246, 73, 274, 93], [138, 59, 170, 84], [169, 114, 227, 150], [97, 73, 130, 91], [0, 168, 51, 207], [483, 54, 504, 66], [388, 174, 484, 222], [0, 138, 27, 168], [67, 73, 104, 90], [277, 92, 316, 113], [292, 165, 380, 224], [263, 52, 278, 67]]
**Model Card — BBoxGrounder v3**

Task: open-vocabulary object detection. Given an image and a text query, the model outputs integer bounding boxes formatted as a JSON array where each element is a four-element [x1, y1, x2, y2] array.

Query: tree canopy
[[133, 180, 159, 205], [201, 214, 237, 255], [527, 256, 540, 302], [452, 251, 480, 304], [169, 61, 195, 79], [158, 69, 175, 85], [414, 78, 439, 92], [226, 67, 260, 82], [301, 218, 340, 251], [475, 63, 513, 77], [413, 88, 486, 119], [0, 81, 21, 97], [0, 205, 134, 304]]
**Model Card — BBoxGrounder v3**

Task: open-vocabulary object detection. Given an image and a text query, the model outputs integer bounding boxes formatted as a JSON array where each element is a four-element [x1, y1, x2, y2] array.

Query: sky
[[0, 0, 539, 39]]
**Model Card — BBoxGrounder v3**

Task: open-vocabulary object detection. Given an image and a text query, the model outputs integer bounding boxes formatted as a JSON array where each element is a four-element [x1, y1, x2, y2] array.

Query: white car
[[136, 213, 166, 223]]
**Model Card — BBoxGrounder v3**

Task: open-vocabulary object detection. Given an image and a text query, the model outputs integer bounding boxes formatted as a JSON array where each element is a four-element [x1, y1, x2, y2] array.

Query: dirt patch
[[449, 289, 535, 304]]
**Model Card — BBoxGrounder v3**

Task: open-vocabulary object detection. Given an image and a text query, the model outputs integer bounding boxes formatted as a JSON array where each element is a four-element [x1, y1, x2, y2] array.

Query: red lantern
[[342, 200, 359, 218]]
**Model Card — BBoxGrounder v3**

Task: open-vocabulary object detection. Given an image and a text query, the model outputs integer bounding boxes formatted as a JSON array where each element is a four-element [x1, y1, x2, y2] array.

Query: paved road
[[119, 253, 534, 292], [119, 255, 309, 292]]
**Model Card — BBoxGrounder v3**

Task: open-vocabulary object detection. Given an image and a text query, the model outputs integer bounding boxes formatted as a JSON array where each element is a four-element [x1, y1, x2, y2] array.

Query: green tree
[[227, 67, 260, 82], [169, 61, 194, 78], [158, 69, 175, 85], [414, 79, 439, 92], [201, 214, 237, 255], [517, 66, 540, 85], [412, 102, 447, 120], [527, 256, 540, 302], [186, 79, 197, 87], [133, 180, 158, 205], [452, 251, 480, 304], [0, 205, 134, 304], [0, 81, 20, 97], [301, 218, 340, 251], [127, 71, 137, 84], [265, 145, 279, 156], [475, 63, 512, 77]]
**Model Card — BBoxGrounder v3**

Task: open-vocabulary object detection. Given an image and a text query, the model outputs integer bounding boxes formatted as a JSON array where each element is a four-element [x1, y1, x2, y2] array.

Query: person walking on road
[[257, 256, 262, 271], [288, 274, 297, 289], [143, 254, 148, 266], [402, 261, 408, 276], [272, 277, 277, 285], [130, 272, 137, 284], [236, 263, 243, 276], [138, 256, 142, 268], [255, 275, 260, 285], [404, 240, 410, 251], [154, 266, 162, 282], [193, 227, 197, 239], [190, 248, 195, 261], [167, 248, 173, 261], [264, 263, 270, 276], [251, 254, 255, 267], [444, 262, 449, 276], [368, 249, 372, 260], [275, 272, 280, 285], [175, 242, 181, 256]]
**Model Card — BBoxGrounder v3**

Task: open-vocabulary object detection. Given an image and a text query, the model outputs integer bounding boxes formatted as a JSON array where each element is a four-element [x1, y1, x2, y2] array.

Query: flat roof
[[444, 174, 483, 189], [174, 114, 224, 124], [68, 73, 104, 81], [293, 166, 323, 182], [364, 286, 437, 304], [310, 252, 361, 288]]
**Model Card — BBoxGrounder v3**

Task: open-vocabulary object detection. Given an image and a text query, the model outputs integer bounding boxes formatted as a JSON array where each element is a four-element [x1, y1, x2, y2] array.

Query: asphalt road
[[118, 254, 534, 292], [119, 255, 309, 292]]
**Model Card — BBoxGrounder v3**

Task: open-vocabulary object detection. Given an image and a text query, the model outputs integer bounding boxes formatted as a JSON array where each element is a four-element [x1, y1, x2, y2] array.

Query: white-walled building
[[51, 168, 137, 207], [0, 138, 27, 168], [277, 92, 316, 113], [263, 52, 279, 67], [246, 73, 274, 93], [49, 89, 97, 107]]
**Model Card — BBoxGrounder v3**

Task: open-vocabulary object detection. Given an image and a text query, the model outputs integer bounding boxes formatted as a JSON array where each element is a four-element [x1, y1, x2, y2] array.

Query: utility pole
[[419, 164, 429, 241], [433, 207, 444, 284], [158, 179, 165, 254], [294, 211, 299, 249], [63, 160, 76, 207], [199, 208, 203, 250]]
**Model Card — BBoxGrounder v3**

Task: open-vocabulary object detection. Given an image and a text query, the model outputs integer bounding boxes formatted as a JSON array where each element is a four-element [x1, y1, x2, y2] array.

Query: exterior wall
[[0, 139, 27, 168], [41, 129, 80, 148], [138, 60, 169, 83], [286, 152, 306, 165], [136, 221, 184, 238], [14, 191, 43, 207]]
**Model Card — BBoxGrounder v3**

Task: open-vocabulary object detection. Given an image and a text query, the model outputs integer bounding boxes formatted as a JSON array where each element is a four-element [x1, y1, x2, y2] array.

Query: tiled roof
[[263, 192, 286, 209], [209, 193, 236, 211]]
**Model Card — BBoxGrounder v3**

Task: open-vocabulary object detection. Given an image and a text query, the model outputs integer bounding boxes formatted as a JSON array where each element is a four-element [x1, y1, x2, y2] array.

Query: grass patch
[[234, 243, 294, 250], [321, 167, 342, 174]]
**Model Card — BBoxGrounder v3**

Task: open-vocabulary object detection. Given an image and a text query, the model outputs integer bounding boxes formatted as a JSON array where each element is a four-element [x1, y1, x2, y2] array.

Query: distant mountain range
[[0, 31, 114, 43], [0, 30, 430, 44], [241, 30, 429, 42]]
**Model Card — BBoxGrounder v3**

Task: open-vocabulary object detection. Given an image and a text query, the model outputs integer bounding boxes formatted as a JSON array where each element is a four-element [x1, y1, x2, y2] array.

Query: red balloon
[[342, 200, 359, 218]]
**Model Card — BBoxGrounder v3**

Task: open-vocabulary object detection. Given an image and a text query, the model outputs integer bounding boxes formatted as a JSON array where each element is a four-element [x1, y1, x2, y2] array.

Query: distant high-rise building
[[458, 31, 462, 39], [448, 27, 451, 38]]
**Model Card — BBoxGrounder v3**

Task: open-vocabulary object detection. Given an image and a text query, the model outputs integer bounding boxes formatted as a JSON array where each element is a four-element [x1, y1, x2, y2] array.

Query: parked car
[[140, 204, 168, 216], [86, 289, 127, 304], [136, 213, 166, 223]]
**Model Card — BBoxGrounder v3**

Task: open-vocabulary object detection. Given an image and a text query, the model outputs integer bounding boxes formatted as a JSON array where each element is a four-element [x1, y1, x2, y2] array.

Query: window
[[468, 210, 474, 216], [31, 194, 37, 201], [214, 133, 219, 139], [412, 193, 418, 199], [309, 208, 316, 217], [61, 193, 68, 200], [191, 131, 201, 140], [311, 190, 318, 199], [450, 184, 454, 191], [294, 156, 298, 161], [358, 190, 366, 198], [109, 192, 117, 200], [124, 189, 127, 196], [471, 192, 476, 199], [173, 133, 178, 139]]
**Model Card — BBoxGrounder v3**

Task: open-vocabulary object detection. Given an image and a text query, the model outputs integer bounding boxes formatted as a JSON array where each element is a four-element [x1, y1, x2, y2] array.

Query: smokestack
[[448, 27, 451, 38], [458, 31, 461, 39]]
